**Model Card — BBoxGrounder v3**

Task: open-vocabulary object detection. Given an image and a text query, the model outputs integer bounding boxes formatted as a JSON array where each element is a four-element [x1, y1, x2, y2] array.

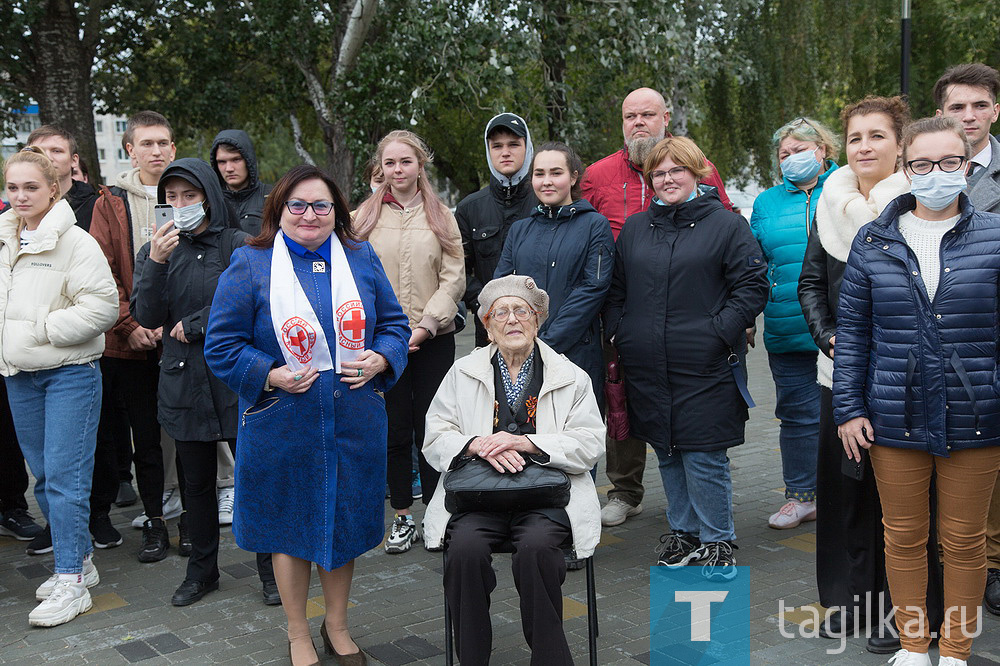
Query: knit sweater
[[897, 211, 960, 302]]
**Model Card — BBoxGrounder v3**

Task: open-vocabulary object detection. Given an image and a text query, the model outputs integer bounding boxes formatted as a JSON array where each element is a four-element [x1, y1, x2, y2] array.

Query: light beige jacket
[[422, 340, 605, 557], [0, 200, 118, 376], [368, 202, 465, 336]]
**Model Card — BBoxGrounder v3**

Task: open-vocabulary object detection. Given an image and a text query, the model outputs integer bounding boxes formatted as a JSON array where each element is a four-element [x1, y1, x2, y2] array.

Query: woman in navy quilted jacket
[[750, 117, 839, 529], [835, 116, 1000, 666]]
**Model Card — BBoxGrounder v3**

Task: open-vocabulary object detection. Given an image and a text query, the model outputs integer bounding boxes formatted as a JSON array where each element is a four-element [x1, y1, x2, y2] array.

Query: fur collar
[[815, 166, 909, 262]]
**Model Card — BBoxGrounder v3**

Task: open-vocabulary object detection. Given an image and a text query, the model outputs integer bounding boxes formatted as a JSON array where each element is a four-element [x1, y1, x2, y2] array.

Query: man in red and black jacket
[[582, 87, 732, 528]]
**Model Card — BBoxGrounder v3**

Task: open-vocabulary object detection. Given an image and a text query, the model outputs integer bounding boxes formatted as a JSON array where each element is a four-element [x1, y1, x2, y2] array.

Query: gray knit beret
[[477, 275, 549, 325]]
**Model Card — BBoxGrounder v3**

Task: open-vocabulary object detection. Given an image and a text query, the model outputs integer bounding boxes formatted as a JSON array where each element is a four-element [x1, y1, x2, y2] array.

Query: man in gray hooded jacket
[[210, 130, 272, 236], [456, 113, 538, 347]]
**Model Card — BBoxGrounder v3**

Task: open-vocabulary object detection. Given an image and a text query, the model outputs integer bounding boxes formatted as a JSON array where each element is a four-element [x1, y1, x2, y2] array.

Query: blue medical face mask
[[909, 170, 967, 211], [780, 149, 822, 184], [172, 201, 206, 231]]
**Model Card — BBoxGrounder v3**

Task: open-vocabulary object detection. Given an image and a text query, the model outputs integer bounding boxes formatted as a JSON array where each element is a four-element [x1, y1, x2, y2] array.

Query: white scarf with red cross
[[269, 230, 366, 374]]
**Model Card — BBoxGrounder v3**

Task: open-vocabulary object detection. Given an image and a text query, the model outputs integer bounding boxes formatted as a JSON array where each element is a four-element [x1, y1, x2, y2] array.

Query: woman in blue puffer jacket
[[750, 117, 839, 529], [835, 116, 1000, 666]]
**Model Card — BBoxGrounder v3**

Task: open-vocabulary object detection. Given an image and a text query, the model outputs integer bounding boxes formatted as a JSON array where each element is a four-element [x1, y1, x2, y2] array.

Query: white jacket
[[423, 340, 605, 557], [0, 200, 118, 376]]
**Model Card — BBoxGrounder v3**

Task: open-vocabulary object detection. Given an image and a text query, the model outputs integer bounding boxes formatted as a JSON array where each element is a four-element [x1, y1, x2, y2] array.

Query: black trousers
[[385, 332, 454, 510], [444, 511, 573, 666], [93, 355, 164, 518], [815, 387, 943, 627], [174, 439, 274, 585], [0, 377, 28, 514]]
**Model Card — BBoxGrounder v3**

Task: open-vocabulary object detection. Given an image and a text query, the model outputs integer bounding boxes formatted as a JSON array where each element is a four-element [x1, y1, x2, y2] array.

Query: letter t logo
[[674, 591, 729, 641]]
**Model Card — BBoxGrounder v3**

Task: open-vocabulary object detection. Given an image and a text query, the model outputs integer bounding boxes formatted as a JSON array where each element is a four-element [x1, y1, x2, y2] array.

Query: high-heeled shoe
[[320, 621, 368, 665], [287, 636, 320, 666]]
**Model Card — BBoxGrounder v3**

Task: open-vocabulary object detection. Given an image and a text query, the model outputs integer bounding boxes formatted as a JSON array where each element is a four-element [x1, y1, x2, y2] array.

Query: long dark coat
[[603, 188, 768, 451], [130, 158, 246, 443], [203, 238, 410, 570]]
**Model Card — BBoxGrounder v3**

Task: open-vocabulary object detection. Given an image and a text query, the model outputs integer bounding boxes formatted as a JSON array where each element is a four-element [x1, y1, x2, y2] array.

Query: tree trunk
[[539, 7, 569, 141], [322, 118, 355, 197], [28, 0, 102, 183]]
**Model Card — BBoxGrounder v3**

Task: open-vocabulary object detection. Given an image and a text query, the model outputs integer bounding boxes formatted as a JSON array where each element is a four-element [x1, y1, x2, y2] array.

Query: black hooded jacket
[[210, 129, 272, 236], [130, 158, 249, 442]]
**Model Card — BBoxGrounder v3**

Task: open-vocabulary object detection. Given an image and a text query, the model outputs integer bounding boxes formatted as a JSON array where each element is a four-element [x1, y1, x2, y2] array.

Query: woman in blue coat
[[495, 142, 614, 407], [204, 165, 409, 666], [835, 117, 1000, 666], [749, 117, 839, 529]]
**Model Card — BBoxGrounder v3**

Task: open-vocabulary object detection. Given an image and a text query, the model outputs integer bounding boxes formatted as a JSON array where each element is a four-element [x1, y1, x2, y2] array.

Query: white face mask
[[909, 170, 967, 211], [172, 201, 206, 231]]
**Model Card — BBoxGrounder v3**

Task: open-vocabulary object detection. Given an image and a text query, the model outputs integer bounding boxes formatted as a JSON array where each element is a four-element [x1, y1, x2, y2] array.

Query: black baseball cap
[[486, 113, 528, 138]]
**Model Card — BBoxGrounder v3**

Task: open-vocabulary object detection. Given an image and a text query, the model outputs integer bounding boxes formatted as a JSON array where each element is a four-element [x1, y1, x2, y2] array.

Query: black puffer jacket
[[210, 129, 272, 236], [604, 188, 768, 451], [130, 158, 248, 442], [797, 224, 844, 359], [456, 177, 538, 346]]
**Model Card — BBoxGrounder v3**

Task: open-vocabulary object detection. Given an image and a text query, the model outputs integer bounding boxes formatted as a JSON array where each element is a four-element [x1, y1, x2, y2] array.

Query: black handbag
[[443, 456, 571, 514]]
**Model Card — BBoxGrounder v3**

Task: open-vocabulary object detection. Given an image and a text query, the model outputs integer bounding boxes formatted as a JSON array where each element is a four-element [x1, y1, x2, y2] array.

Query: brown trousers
[[870, 445, 1000, 659], [985, 471, 1000, 568]]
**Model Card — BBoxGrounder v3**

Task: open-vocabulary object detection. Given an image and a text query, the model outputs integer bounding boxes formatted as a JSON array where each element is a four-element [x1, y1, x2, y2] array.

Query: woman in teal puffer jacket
[[750, 117, 839, 529]]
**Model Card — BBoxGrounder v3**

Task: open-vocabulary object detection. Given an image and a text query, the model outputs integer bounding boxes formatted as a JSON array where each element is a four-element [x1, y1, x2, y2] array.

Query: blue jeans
[[767, 351, 820, 502], [653, 446, 735, 543], [7, 362, 102, 574]]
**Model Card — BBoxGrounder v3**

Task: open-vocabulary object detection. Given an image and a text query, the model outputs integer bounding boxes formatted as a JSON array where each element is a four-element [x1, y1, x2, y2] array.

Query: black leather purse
[[443, 456, 571, 514]]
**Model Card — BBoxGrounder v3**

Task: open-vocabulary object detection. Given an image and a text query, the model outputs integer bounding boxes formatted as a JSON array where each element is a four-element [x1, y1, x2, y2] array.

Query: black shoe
[[262, 580, 282, 606], [818, 609, 856, 639], [178, 514, 193, 557], [25, 524, 52, 555], [170, 578, 219, 606], [866, 633, 901, 654], [90, 512, 123, 549], [985, 568, 1000, 616], [0, 508, 43, 540], [115, 481, 138, 507], [137, 518, 169, 563]]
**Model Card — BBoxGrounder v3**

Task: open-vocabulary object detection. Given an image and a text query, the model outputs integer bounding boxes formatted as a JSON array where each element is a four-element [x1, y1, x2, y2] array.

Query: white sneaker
[[218, 486, 235, 526], [938, 658, 968, 666], [35, 559, 100, 600], [385, 515, 420, 554], [887, 650, 932, 666], [767, 500, 817, 529], [131, 487, 183, 528], [601, 498, 643, 527], [28, 580, 93, 627]]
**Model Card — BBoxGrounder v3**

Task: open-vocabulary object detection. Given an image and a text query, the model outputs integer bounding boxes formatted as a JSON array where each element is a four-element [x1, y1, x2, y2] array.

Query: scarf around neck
[[815, 166, 910, 262]]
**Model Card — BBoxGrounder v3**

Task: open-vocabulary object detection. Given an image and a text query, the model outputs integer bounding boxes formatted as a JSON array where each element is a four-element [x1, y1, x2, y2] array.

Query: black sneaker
[[137, 518, 169, 563], [26, 524, 52, 555], [178, 513, 193, 557], [91, 512, 123, 549], [655, 531, 702, 567], [115, 481, 138, 507], [695, 541, 738, 582], [0, 508, 43, 540]]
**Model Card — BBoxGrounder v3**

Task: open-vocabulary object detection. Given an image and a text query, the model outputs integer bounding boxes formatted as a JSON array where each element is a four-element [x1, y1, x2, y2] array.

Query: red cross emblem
[[336, 300, 366, 351], [281, 317, 317, 363]]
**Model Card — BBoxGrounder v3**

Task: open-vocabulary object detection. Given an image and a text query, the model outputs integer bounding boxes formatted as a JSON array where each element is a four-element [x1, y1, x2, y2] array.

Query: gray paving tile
[[114, 639, 158, 663], [146, 632, 190, 655]]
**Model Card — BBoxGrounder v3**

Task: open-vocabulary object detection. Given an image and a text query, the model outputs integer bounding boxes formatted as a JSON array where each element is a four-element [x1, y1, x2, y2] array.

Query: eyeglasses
[[285, 200, 334, 216], [487, 306, 536, 321], [905, 156, 966, 176], [649, 167, 689, 182]]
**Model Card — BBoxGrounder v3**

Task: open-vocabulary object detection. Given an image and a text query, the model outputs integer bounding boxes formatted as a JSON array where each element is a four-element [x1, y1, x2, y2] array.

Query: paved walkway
[[2, 328, 1000, 665]]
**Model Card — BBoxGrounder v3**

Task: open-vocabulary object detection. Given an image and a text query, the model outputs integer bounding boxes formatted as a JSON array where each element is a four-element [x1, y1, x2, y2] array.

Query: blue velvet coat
[[204, 239, 410, 569], [834, 194, 1000, 457]]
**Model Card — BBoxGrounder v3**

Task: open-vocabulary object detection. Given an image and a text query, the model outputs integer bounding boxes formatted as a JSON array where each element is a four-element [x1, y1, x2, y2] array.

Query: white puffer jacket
[[0, 200, 118, 376], [422, 340, 605, 557]]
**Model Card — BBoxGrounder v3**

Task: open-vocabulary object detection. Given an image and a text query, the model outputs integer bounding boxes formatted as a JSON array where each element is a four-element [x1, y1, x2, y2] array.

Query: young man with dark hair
[[455, 113, 538, 347], [27, 125, 98, 230], [89, 110, 175, 564], [210, 129, 273, 236]]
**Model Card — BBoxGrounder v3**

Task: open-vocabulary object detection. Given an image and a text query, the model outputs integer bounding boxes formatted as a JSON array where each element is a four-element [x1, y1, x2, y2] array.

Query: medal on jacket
[[312, 261, 326, 273]]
